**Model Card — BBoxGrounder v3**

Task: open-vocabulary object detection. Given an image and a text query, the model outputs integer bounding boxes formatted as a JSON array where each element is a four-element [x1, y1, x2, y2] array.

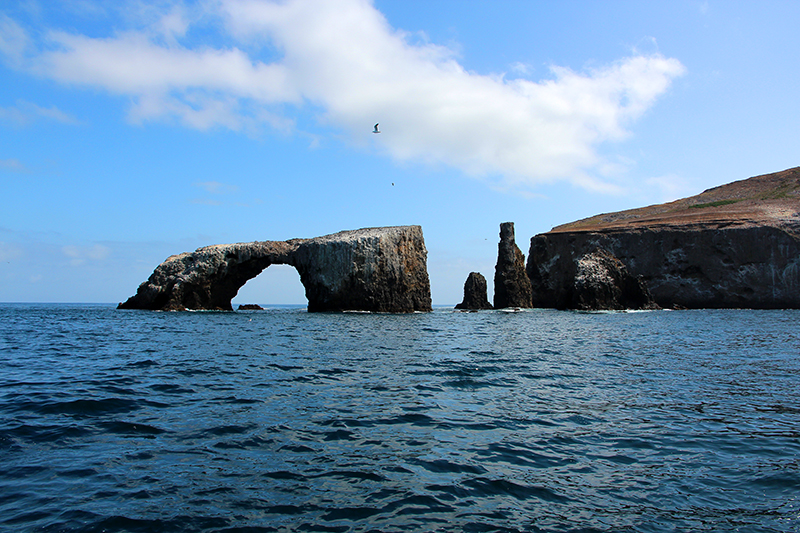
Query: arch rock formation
[[118, 226, 432, 313]]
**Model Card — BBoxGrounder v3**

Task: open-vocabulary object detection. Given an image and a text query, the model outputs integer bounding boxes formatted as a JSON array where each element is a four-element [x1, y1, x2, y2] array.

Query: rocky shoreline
[[525, 167, 800, 310], [120, 167, 799, 312], [457, 167, 800, 310]]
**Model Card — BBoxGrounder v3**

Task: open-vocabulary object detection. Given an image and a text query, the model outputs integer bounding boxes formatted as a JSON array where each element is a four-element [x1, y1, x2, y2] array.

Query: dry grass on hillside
[[551, 167, 800, 233]]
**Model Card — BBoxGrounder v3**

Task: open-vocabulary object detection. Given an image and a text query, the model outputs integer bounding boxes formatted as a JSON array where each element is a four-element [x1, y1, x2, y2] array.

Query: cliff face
[[528, 167, 800, 309], [118, 226, 432, 312]]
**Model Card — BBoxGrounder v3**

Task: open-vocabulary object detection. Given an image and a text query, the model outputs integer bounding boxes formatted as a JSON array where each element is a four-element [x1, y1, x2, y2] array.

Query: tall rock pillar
[[493, 222, 533, 308]]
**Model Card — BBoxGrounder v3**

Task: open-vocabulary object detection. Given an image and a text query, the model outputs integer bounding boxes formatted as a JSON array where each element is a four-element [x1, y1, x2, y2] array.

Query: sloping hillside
[[551, 167, 800, 234]]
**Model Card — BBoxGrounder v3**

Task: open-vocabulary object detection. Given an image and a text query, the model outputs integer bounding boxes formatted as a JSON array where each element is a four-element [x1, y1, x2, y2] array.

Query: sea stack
[[493, 222, 533, 309], [455, 272, 493, 310]]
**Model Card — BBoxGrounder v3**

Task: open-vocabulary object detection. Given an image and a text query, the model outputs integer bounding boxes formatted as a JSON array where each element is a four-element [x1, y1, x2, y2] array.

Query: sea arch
[[118, 226, 432, 313]]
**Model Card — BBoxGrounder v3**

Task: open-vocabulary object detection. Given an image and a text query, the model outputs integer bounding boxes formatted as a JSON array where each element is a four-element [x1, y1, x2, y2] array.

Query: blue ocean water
[[0, 303, 798, 533]]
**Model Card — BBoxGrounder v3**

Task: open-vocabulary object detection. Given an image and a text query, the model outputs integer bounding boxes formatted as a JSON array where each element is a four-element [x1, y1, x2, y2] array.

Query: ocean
[[0, 303, 798, 532]]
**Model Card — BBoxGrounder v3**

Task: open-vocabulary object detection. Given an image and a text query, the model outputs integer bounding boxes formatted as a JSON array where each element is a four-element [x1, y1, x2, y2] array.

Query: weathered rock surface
[[118, 226, 432, 313], [572, 249, 658, 310], [118, 241, 296, 312], [292, 227, 432, 313], [455, 272, 493, 310], [238, 304, 264, 310], [528, 167, 800, 309], [493, 222, 533, 309]]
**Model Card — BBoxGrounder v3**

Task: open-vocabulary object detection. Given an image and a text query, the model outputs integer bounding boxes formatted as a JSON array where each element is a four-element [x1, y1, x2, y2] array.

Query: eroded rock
[[493, 222, 532, 309], [118, 226, 432, 313], [573, 249, 658, 310], [292, 226, 432, 313], [455, 272, 493, 310]]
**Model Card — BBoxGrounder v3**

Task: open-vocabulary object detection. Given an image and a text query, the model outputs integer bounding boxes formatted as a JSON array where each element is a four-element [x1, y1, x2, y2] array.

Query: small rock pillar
[[455, 272, 493, 310]]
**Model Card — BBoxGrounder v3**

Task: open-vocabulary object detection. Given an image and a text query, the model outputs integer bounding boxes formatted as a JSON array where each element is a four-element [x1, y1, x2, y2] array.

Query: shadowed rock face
[[493, 222, 532, 309], [455, 272, 493, 310], [528, 167, 800, 309], [572, 249, 658, 311], [118, 226, 432, 312], [292, 227, 432, 313]]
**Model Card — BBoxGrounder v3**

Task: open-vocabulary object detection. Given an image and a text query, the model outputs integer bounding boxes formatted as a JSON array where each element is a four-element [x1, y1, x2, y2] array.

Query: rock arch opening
[[233, 264, 307, 308]]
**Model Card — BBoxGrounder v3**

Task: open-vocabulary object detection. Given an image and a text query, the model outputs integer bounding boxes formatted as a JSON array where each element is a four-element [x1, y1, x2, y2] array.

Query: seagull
[[372, 123, 380, 134]]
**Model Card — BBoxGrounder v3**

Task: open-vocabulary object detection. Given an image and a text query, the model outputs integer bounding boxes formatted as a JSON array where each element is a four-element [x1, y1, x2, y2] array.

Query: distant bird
[[373, 123, 380, 134]]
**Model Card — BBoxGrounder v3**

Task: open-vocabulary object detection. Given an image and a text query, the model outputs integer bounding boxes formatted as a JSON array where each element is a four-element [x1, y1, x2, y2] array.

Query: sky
[[1, 0, 798, 306]]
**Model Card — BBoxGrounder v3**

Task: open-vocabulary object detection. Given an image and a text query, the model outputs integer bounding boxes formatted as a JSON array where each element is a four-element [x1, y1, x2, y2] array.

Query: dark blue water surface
[[0, 304, 798, 532]]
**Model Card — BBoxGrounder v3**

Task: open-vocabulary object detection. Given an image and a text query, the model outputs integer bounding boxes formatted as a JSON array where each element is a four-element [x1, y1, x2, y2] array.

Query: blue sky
[[1, 0, 798, 305]]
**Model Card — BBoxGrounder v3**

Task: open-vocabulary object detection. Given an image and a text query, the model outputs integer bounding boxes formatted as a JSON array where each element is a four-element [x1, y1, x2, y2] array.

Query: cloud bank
[[3, 0, 685, 191]]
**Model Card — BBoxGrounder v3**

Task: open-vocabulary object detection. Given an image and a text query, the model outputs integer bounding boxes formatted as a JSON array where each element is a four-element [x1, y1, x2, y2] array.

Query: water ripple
[[0, 304, 798, 532]]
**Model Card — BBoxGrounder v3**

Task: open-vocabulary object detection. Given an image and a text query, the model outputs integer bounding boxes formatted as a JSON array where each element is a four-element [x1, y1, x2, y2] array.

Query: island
[[527, 167, 800, 309]]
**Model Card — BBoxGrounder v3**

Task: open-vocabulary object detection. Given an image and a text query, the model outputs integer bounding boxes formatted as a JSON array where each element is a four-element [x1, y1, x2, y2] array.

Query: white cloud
[[62, 244, 111, 266], [5, 0, 685, 192], [0, 13, 29, 67], [643, 174, 697, 203], [35, 29, 297, 131], [509, 62, 533, 76], [191, 180, 241, 206], [0, 99, 81, 126], [27, 101, 80, 124], [0, 242, 24, 262]]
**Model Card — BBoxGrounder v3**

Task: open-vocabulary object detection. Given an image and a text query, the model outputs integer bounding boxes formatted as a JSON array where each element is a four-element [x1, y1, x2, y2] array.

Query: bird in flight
[[373, 123, 380, 134]]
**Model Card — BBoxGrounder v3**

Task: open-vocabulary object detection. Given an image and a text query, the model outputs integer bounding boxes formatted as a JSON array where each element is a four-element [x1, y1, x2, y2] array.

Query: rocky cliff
[[118, 226, 432, 313], [528, 167, 800, 309]]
